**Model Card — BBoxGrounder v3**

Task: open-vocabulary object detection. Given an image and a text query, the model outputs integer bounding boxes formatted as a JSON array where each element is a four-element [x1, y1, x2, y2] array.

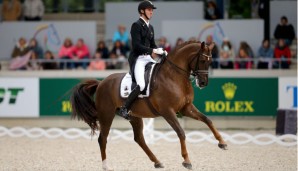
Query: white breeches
[[134, 55, 156, 91]]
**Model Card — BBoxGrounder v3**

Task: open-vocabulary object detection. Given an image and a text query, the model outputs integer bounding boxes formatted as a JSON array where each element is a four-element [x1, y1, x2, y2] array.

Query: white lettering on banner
[[278, 77, 298, 110], [0, 78, 39, 117]]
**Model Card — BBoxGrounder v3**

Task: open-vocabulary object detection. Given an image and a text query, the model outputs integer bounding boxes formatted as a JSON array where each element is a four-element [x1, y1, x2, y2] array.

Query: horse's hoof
[[218, 143, 228, 150], [154, 163, 164, 168], [182, 162, 192, 170]]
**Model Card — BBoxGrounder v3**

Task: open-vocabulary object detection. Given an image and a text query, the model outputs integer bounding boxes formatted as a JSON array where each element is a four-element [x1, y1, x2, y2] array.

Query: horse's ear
[[201, 41, 205, 49]]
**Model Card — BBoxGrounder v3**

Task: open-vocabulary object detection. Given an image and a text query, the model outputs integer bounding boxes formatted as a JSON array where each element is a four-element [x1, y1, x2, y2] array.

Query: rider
[[117, 0, 167, 120]]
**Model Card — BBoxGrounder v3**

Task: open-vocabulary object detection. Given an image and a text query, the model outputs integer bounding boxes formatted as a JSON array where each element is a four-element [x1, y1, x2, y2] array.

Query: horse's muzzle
[[195, 78, 208, 89]]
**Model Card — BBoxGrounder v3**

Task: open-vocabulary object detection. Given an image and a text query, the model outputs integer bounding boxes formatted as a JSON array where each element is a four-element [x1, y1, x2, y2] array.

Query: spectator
[[235, 48, 253, 69], [42, 50, 58, 70], [204, 0, 221, 20], [11, 37, 30, 58], [158, 36, 171, 52], [72, 38, 90, 69], [1, 0, 22, 21], [28, 38, 43, 58], [23, 0, 44, 21], [110, 40, 127, 58], [96, 40, 109, 59], [26, 51, 41, 70], [188, 37, 197, 42], [274, 16, 296, 46], [257, 39, 273, 69], [58, 38, 74, 69], [112, 24, 130, 50], [273, 39, 291, 69], [219, 38, 235, 69], [106, 52, 122, 69], [88, 52, 106, 70], [173, 37, 184, 50], [239, 41, 254, 58], [205, 35, 219, 68]]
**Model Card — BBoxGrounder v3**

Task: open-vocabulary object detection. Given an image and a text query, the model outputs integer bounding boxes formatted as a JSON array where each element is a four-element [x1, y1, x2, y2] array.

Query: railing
[[0, 57, 296, 71]]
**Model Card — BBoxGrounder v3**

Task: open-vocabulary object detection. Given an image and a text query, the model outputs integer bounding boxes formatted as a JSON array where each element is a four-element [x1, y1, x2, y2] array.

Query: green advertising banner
[[39, 77, 278, 116], [193, 78, 278, 116], [40, 78, 82, 116]]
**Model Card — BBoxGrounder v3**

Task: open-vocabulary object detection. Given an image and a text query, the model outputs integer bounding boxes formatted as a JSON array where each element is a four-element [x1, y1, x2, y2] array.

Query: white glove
[[153, 48, 164, 55], [153, 48, 167, 56]]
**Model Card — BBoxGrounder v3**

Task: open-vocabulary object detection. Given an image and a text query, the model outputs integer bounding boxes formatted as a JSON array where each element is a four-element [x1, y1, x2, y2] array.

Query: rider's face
[[144, 8, 153, 19]]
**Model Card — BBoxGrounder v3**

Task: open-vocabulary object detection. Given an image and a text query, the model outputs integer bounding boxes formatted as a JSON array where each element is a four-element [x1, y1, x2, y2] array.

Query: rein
[[164, 49, 211, 77]]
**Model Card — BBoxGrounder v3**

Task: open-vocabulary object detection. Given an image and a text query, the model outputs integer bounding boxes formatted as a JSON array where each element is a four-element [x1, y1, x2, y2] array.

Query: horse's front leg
[[181, 104, 228, 150], [129, 116, 164, 169], [164, 113, 192, 170]]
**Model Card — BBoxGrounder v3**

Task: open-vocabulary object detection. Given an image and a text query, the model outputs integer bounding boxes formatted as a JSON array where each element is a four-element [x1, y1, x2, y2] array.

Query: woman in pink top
[[72, 38, 90, 69], [58, 38, 74, 69]]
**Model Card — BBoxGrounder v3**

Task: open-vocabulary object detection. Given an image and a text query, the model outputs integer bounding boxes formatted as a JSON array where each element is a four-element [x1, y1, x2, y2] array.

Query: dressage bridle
[[164, 47, 212, 78]]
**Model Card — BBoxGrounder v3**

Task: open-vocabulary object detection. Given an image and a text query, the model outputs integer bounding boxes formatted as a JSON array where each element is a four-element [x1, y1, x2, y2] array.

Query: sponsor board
[[39, 78, 81, 116], [278, 77, 297, 110], [193, 78, 278, 116], [0, 78, 39, 117]]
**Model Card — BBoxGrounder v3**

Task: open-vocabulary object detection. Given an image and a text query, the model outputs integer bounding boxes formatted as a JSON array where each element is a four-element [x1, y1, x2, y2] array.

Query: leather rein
[[164, 48, 212, 77]]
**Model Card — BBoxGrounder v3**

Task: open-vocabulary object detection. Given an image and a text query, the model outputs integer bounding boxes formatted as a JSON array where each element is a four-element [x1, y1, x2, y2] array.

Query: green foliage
[[229, 0, 252, 19]]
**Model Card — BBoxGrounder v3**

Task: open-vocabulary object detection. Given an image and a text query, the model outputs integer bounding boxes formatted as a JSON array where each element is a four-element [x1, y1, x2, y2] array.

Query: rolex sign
[[193, 78, 278, 116]]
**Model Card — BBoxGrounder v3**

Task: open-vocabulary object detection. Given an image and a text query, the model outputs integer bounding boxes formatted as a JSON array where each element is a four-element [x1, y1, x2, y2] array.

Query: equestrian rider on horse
[[118, 0, 167, 120]]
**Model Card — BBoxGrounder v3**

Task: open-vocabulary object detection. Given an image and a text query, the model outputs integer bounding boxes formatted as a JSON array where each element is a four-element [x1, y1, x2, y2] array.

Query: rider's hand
[[153, 48, 167, 56]]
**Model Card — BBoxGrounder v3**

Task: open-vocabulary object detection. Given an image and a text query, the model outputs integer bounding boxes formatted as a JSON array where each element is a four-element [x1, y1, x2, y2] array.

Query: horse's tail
[[70, 79, 100, 134]]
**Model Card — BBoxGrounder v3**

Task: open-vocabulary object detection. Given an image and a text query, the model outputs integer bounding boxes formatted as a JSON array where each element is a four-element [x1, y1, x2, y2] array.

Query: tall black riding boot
[[117, 85, 141, 120]]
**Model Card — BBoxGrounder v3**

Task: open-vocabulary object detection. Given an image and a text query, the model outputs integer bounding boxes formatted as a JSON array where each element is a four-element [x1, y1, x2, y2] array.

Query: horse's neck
[[167, 43, 198, 74]]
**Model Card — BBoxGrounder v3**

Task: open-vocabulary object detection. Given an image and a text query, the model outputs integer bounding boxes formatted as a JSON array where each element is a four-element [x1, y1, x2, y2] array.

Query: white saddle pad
[[120, 64, 156, 98]]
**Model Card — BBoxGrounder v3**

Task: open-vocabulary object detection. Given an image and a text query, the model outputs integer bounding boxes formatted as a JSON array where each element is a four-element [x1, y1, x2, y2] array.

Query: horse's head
[[191, 42, 213, 89]]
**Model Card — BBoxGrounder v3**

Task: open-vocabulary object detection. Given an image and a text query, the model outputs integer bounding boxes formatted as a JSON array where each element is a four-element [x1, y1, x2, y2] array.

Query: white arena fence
[[0, 119, 296, 147]]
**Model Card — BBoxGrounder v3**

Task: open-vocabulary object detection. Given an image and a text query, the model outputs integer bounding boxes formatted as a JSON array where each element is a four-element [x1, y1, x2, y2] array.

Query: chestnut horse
[[70, 41, 227, 170]]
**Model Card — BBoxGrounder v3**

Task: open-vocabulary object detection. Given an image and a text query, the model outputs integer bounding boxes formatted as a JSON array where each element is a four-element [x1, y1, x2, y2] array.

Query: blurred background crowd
[[0, 0, 296, 71]]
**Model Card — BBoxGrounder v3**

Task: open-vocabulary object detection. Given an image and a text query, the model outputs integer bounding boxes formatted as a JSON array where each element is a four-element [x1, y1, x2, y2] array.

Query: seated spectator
[[205, 35, 219, 68], [273, 39, 292, 69], [72, 38, 90, 69], [239, 41, 254, 58], [1, 0, 22, 21], [26, 51, 41, 70], [173, 37, 184, 50], [219, 38, 235, 69], [42, 50, 58, 70], [257, 39, 274, 69], [28, 38, 43, 58], [274, 16, 296, 46], [106, 52, 122, 69], [188, 37, 197, 42], [204, 0, 221, 20], [58, 38, 74, 69], [112, 24, 130, 51], [96, 40, 110, 59], [23, 0, 44, 21], [88, 52, 106, 70], [158, 36, 171, 52], [235, 48, 253, 69], [11, 37, 30, 58], [110, 40, 127, 59]]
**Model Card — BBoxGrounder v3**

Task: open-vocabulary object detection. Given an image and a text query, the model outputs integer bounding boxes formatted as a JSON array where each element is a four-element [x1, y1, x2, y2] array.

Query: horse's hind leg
[[182, 104, 227, 150], [129, 116, 164, 169], [98, 111, 115, 171]]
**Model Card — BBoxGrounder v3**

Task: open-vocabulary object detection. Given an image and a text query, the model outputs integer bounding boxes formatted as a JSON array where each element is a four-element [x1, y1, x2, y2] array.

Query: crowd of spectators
[[3, 7, 296, 71]]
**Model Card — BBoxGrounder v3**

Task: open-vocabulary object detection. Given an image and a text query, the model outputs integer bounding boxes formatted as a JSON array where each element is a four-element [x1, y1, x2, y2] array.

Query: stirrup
[[117, 107, 131, 120]]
